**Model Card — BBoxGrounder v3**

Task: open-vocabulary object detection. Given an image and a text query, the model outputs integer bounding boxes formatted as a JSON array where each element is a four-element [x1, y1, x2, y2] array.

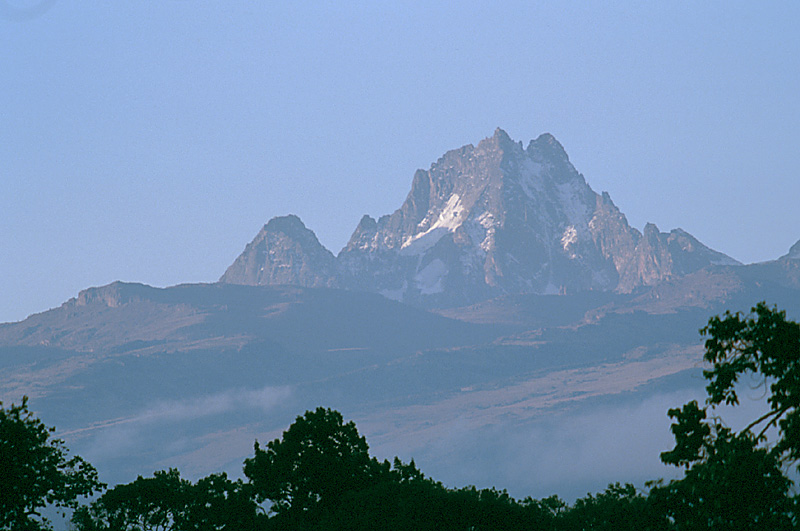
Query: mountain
[[0, 282, 708, 486], [784, 239, 800, 261], [2, 244, 799, 497], [737, 238, 800, 290], [221, 129, 739, 307], [220, 215, 338, 287], [0, 282, 503, 481], [0, 281, 493, 356], [3, 128, 796, 501]]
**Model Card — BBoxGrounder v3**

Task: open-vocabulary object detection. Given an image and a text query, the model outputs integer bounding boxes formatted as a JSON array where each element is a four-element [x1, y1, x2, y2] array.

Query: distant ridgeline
[[10, 299, 800, 531], [3, 130, 800, 522], [220, 129, 741, 308]]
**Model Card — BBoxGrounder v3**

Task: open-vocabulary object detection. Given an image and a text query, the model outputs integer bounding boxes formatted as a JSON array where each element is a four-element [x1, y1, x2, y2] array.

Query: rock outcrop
[[220, 129, 740, 307]]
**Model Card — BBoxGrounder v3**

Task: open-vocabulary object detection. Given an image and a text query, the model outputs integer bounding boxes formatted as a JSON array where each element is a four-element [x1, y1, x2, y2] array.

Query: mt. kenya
[[4, 128, 799, 502], [221, 128, 738, 307]]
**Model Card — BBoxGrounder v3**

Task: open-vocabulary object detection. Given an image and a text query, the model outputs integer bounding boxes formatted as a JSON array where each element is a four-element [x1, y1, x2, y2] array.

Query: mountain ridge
[[221, 129, 740, 307], [2, 130, 798, 500], [2, 236, 799, 496]]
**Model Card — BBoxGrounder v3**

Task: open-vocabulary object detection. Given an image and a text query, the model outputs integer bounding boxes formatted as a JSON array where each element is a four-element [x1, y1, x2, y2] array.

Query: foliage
[[701, 302, 800, 463], [187, 473, 262, 530], [242, 408, 560, 530], [72, 469, 262, 531], [240, 407, 645, 530], [0, 396, 103, 530], [559, 483, 668, 531], [652, 412, 794, 529], [72, 469, 188, 531], [243, 407, 382, 526], [21, 302, 800, 529], [650, 303, 800, 529], [307, 457, 557, 531]]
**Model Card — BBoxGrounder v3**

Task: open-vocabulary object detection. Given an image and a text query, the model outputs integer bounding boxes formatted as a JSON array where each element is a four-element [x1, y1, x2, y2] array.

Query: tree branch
[[743, 408, 782, 435], [755, 404, 792, 441]]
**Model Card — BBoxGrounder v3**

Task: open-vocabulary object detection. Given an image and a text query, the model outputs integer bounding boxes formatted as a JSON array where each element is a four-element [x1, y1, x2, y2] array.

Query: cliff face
[[221, 129, 740, 307], [220, 215, 338, 288]]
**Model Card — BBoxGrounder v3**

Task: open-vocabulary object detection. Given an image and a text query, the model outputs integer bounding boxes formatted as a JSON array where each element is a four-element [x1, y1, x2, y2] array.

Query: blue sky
[[2, 1, 799, 323]]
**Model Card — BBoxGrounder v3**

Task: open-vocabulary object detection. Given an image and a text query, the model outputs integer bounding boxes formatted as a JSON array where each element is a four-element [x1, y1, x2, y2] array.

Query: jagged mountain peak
[[643, 222, 660, 237], [221, 129, 738, 307], [264, 213, 308, 233], [527, 132, 570, 163], [353, 130, 589, 255], [485, 127, 516, 147], [220, 214, 337, 288]]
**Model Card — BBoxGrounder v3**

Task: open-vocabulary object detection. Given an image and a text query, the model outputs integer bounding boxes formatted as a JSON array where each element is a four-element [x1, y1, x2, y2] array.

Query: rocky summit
[[220, 129, 740, 307], [220, 215, 338, 288]]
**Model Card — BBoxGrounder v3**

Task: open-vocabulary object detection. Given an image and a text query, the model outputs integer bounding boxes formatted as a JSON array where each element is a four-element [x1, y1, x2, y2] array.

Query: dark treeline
[[2, 303, 799, 530]]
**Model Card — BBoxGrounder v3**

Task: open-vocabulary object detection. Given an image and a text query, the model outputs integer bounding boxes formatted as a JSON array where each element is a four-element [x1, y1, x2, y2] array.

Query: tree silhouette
[[0, 396, 103, 530], [72, 469, 262, 531], [650, 303, 799, 529], [56, 303, 800, 528], [72, 468, 188, 531], [702, 302, 800, 463], [243, 407, 380, 526], [561, 483, 667, 531]]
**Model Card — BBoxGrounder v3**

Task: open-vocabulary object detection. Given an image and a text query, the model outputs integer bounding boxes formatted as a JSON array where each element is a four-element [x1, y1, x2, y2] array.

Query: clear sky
[[2, 1, 799, 324]]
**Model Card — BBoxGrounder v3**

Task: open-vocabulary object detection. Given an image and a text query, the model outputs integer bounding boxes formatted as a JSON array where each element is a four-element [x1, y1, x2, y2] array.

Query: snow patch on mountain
[[402, 193, 465, 254], [518, 159, 547, 198], [400, 227, 450, 255], [220, 129, 743, 308], [379, 281, 408, 302], [561, 226, 578, 255], [415, 259, 448, 295], [556, 180, 592, 228]]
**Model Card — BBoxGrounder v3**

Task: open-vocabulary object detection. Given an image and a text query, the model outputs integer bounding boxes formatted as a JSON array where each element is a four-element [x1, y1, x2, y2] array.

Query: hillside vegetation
[[3, 304, 798, 530]]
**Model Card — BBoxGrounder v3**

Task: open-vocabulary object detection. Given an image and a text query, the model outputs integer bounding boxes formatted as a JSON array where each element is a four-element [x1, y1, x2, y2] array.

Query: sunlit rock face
[[221, 129, 739, 307], [220, 215, 338, 288]]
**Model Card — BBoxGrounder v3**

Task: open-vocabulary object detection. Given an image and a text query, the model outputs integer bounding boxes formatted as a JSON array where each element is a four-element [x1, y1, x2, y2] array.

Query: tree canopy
[[5, 303, 798, 530], [0, 396, 103, 530], [702, 302, 800, 463], [72, 469, 262, 531], [651, 303, 800, 528], [243, 407, 381, 526]]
